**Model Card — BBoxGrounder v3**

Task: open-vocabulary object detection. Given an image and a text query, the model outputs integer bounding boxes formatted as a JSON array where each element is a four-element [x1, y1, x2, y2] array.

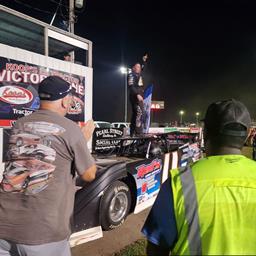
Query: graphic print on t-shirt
[[0, 122, 65, 195]]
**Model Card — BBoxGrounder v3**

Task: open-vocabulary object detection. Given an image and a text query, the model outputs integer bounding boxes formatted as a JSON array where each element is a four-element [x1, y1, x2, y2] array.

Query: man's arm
[[80, 119, 97, 182], [128, 73, 140, 94], [137, 94, 144, 102], [128, 73, 144, 102], [142, 53, 148, 68], [81, 119, 95, 142], [141, 177, 177, 254], [72, 120, 97, 182], [81, 164, 97, 182]]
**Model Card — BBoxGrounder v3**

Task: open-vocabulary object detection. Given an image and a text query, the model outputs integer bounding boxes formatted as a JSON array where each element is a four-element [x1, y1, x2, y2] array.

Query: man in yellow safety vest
[[142, 99, 256, 255]]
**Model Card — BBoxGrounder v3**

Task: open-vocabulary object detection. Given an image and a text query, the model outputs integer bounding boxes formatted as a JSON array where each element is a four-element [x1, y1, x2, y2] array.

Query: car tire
[[100, 181, 131, 231]]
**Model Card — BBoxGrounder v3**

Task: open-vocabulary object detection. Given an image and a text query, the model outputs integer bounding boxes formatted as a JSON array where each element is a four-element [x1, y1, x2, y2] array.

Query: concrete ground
[[71, 209, 149, 256]]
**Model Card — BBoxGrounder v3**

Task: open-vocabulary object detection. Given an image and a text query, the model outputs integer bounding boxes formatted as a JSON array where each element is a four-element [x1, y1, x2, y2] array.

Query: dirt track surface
[[71, 209, 149, 256]]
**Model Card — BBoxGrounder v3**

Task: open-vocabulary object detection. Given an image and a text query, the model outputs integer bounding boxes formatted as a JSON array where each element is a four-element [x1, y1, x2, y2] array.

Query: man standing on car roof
[[0, 76, 97, 256], [128, 53, 148, 136]]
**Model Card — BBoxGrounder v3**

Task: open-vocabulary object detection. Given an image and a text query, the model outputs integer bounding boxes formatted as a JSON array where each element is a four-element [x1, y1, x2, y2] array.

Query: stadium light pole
[[196, 112, 200, 126], [179, 110, 184, 125], [120, 66, 129, 122]]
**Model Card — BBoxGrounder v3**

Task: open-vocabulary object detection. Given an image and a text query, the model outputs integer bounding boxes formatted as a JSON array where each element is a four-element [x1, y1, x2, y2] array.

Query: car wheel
[[16, 138, 23, 147], [100, 181, 131, 231]]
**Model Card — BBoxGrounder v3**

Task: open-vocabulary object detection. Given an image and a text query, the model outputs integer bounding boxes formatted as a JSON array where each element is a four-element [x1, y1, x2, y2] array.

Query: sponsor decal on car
[[130, 158, 164, 213], [136, 159, 162, 179], [141, 182, 148, 194], [0, 86, 33, 105], [92, 128, 124, 152]]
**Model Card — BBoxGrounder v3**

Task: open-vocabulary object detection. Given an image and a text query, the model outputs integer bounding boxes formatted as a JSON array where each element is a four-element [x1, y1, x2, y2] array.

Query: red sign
[[151, 101, 164, 110], [136, 159, 162, 179], [0, 86, 33, 105]]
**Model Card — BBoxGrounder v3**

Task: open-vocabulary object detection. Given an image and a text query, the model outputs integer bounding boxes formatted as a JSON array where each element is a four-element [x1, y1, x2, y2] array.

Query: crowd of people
[[0, 74, 255, 255]]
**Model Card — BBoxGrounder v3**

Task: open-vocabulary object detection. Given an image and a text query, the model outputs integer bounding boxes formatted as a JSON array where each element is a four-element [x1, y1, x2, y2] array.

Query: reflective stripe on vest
[[179, 166, 202, 255]]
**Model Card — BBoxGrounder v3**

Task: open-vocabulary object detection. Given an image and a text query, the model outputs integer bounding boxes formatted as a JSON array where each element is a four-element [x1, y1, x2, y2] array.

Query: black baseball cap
[[38, 76, 72, 101], [203, 99, 251, 137]]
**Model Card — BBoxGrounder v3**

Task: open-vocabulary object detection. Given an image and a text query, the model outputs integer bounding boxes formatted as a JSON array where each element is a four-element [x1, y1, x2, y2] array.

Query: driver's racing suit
[[127, 69, 145, 136]]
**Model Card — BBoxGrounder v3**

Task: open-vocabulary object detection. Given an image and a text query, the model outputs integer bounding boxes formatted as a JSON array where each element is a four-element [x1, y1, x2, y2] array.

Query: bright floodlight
[[196, 112, 200, 116], [179, 110, 184, 115], [120, 66, 128, 74]]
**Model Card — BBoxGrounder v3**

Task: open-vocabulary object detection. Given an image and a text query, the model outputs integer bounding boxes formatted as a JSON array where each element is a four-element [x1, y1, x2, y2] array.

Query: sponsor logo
[[0, 86, 33, 105], [136, 159, 162, 179], [141, 182, 147, 194], [68, 96, 84, 115], [13, 108, 33, 116]]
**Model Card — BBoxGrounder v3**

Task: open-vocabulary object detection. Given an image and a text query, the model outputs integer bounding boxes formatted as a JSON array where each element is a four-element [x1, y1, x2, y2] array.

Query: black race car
[[70, 130, 202, 246]]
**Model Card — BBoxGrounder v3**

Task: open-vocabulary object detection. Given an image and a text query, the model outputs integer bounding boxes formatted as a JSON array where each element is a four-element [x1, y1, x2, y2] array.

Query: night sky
[[2, 0, 256, 124]]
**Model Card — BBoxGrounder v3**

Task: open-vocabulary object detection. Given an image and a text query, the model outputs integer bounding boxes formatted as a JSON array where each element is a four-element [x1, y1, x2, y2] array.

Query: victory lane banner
[[0, 57, 85, 126]]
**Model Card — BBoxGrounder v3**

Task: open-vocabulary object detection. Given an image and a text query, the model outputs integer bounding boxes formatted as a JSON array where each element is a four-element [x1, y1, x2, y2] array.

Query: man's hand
[[137, 94, 144, 102], [81, 119, 95, 141], [81, 164, 97, 182], [142, 53, 148, 62]]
